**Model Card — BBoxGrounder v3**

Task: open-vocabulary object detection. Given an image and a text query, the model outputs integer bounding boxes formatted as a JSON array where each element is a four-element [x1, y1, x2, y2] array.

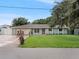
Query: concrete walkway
[[0, 48, 79, 59]]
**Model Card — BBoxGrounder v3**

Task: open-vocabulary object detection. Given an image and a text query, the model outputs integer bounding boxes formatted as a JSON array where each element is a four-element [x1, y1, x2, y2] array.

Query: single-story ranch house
[[1, 24, 79, 35], [12, 24, 70, 35]]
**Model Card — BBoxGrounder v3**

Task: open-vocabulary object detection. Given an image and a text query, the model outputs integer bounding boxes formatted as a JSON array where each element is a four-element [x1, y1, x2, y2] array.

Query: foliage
[[32, 19, 46, 24], [50, 1, 70, 27], [21, 35, 79, 48], [50, 0, 79, 29], [32, 16, 52, 24], [12, 17, 29, 26]]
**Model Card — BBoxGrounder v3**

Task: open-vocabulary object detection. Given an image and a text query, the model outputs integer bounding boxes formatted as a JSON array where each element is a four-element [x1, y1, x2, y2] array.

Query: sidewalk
[[0, 48, 79, 59]]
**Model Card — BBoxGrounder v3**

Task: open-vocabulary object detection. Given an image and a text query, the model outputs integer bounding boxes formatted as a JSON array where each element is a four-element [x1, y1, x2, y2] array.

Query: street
[[0, 48, 79, 59]]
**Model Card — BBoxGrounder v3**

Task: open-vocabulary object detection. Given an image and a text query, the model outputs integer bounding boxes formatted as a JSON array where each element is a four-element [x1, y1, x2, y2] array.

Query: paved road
[[0, 48, 79, 59], [0, 35, 19, 47]]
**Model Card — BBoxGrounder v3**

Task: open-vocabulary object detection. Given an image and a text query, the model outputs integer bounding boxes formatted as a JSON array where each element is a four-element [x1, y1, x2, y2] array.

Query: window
[[49, 28, 52, 31], [78, 32, 79, 35], [34, 29, 39, 33], [31, 29, 33, 34], [0, 29, 1, 32], [59, 29, 62, 31], [42, 28, 45, 34]]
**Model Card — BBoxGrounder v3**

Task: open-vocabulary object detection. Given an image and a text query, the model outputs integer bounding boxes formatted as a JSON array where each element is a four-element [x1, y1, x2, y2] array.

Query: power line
[[0, 6, 50, 10]]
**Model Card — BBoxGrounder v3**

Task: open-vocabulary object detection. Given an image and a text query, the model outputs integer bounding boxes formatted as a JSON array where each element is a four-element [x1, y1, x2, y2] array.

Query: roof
[[12, 24, 50, 29], [0, 25, 11, 28], [12, 24, 69, 29]]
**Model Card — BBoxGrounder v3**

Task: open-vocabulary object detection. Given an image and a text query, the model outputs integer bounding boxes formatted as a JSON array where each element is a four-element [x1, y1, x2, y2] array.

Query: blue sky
[[0, 0, 63, 25]]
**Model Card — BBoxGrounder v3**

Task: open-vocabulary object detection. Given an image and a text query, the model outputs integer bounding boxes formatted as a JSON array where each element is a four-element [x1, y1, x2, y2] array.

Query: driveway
[[0, 35, 19, 47]]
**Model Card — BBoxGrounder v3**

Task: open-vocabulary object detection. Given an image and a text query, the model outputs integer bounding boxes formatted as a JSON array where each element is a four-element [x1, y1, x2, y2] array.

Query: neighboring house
[[51, 25, 69, 35], [0, 25, 12, 35], [74, 26, 79, 35], [12, 24, 69, 35]]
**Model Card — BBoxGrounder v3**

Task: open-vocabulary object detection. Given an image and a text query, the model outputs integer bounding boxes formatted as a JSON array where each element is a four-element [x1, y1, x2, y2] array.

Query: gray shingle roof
[[12, 24, 50, 29]]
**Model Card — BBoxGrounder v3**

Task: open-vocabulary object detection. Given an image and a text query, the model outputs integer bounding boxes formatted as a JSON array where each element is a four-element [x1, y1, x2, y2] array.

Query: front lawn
[[20, 35, 79, 48]]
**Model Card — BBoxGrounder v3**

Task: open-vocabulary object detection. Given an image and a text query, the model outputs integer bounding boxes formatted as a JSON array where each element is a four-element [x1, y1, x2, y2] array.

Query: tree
[[32, 19, 47, 24], [32, 16, 53, 24], [12, 17, 29, 26], [50, 1, 70, 27], [50, 0, 79, 34]]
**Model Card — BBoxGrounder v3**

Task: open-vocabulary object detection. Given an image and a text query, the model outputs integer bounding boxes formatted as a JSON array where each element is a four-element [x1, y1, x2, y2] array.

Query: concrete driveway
[[0, 35, 19, 47]]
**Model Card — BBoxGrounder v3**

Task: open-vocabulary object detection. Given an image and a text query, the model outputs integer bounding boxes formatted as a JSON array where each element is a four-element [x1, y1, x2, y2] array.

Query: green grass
[[20, 35, 79, 48]]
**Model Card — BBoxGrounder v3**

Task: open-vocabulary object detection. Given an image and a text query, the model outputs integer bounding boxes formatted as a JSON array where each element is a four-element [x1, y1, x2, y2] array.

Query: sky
[[0, 0, 63, 25]]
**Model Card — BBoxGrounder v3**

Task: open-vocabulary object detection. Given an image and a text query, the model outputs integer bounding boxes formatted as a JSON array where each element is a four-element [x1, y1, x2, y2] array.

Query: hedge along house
[[12, 24, 69, 35]]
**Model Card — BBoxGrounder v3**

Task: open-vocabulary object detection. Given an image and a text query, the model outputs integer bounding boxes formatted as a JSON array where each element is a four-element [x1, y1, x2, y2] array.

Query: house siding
[[53, 29, 59, 34], [0, 27, 12, 35], [74, 29, 79, 35], [4, 28, 12, 35], [11, 24, 69, 35], [31, 28, 49, 35], [45, 29, 49, 34], [52, 28, 68, 35], [12, 28, 31, 35], [32, 29, 39, 35], [61, 29, 67, 34], [12, 28, 16, 35]]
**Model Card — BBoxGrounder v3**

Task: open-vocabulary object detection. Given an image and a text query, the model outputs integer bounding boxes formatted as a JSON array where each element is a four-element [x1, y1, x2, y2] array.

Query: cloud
[[37, 0, 63, 5], [37, 0, 54, 4], [0, 13, 31, 25]]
